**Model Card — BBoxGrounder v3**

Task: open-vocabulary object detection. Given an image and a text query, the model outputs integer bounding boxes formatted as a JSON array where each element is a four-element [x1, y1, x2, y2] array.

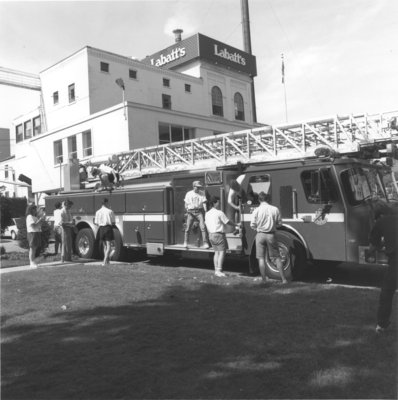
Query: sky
[[0, 0, 397, 132]]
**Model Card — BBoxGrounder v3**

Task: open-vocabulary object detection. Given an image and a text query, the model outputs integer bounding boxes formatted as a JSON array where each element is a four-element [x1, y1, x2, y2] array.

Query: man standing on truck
[[250, 192, 288, 284], [368, 203, 398, 334], [205, 196, 241, 277], [183, 180, 210, 248], [94, 198, 116, 266]]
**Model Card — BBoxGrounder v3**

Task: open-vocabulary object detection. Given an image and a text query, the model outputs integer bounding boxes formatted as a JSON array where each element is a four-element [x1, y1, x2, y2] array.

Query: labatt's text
[[150, 47, 186, 67], [214, 44, 246, 66]]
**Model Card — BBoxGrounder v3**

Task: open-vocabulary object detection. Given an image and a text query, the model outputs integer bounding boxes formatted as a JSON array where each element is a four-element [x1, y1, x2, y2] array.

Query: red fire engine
[[45, 111, 398, 280]]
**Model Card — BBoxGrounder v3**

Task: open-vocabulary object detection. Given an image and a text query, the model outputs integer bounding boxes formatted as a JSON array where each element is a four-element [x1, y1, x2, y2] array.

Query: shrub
[[0, 197, 27, 233], [0, 246, 5, 255]]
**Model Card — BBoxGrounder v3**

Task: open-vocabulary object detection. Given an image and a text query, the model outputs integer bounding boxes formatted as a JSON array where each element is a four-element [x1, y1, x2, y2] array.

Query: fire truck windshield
[[341, 167, 387, 205]]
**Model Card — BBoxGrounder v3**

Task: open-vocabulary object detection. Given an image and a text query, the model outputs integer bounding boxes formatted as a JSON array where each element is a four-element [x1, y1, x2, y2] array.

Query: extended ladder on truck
[[92, 111, 398, 179]]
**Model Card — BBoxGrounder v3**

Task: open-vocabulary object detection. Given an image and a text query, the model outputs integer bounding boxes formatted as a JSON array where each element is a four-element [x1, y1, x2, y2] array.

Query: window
[[301, 169, 338, 204], [163, 78, 170, 87], [247, 175, 271, 204], [162, 94, 172, 109], [211, 86, 223, 116], [53, 91, 59, 105], [234, 92, 245, 121], [33, 116, 41, 136], [158, 123, 194, 144], [16, 124, 23, 143], [129, 69, 137, 79], [185, 84, 191, 93], [100, 62, 109, 72], [82, 130, 92, 157], [4, 165, 8, 179], [68, 135, 77, 160], [54, 140, 63, 164], [24, 120, 32, 139], [68, 83, 75, 103], [341, 167, 385, 206]]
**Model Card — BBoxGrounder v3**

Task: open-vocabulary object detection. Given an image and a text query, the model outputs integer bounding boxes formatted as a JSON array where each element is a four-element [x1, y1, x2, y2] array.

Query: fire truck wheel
[[75, 228, 96, 259], [264, 231, 307, 281]]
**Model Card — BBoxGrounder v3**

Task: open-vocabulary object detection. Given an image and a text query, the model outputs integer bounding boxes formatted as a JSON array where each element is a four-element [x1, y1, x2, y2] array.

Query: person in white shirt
[[91, 164, 120, 191], [250, 191, 288, 284], [53, 202, 63, 255], [183, 180, 210, 248], [205, 196, 240, 277], [26, 203, 46, 268], [94, 198, 116, 266]]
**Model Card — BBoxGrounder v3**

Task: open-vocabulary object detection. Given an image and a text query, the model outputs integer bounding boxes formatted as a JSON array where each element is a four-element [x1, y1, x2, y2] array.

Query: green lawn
[[1, 261, 397, 399]]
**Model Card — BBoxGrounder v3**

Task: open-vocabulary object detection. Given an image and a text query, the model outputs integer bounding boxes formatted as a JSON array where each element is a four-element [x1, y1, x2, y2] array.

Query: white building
[[4, 32, 261, 197]]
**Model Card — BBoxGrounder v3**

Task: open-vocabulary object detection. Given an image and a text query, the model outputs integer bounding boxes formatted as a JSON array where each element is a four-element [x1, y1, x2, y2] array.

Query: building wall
[[0, 128, 10, 161], [40, 49, 90, 131], [87, 47, 207, 117], [29, 105, 128, 193]]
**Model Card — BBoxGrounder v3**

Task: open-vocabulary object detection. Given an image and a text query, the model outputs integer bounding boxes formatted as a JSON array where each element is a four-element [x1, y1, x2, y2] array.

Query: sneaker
[[183, 242, 188, 248], [30, 263, 38, 269], [215, 271, 226, 277], [375, 325, 386, 334], [202, 243, 210, 249]]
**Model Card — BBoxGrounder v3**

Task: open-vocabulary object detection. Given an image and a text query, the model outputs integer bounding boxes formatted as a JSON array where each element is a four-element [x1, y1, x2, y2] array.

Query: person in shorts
[[205, 196, 240, 277], [26, 203, 46, 268], [183, 180, 210, 248], [250, 191, 288, 284], [94, 198, 116, 266]]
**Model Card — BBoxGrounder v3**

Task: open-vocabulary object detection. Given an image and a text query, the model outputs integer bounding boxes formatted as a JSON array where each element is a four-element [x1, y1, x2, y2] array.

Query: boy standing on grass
[[205, 196, 240, 277], [26, 203, 46, 268], [94, 198, 116, 266]]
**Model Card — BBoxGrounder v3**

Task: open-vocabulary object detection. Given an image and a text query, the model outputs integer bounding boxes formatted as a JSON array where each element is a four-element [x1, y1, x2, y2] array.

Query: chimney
[[173, 29, 183, 42]]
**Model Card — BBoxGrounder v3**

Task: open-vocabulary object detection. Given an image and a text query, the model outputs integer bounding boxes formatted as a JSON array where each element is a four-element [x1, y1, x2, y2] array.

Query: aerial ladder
[[88, 110, 398, 179]]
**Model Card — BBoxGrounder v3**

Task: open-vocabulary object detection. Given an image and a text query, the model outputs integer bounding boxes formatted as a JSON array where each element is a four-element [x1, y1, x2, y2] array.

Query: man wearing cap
[[60, 199, 75, 262], [183, 180, 210, 248]]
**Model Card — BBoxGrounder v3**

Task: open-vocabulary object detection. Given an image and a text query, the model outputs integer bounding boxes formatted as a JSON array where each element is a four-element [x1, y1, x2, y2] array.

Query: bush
[[0, 246, 5, 255], [0, 197, 27, 233], [17, 217, 52, 254]]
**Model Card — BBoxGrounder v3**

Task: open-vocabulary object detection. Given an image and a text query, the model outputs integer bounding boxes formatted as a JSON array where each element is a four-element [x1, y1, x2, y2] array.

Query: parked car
[[3, 218, 20, 240]]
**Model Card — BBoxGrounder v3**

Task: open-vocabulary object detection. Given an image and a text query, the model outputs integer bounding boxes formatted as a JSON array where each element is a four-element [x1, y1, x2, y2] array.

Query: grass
[[1, 260, 397, 399]]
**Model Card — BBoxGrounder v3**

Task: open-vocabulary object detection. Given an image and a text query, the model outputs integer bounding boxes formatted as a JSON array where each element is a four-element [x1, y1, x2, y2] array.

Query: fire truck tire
[[75, 228, 96, 259], [264, 231, 307, 281], [111, 229, 124, 261]]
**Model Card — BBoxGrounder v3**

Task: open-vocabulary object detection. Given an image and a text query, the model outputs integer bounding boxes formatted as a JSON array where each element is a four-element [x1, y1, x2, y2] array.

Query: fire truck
[[45, 111, 398, 280]]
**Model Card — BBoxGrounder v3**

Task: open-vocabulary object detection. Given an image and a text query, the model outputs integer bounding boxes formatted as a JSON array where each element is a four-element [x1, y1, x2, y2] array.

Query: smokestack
[[173, 29, 183, 42], [241, 0, 257, 123]]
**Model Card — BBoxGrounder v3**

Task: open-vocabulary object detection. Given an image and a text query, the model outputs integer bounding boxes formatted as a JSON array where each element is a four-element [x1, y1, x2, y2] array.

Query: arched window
[[211, 86, 223, 117], [234, 92, 245, 121]]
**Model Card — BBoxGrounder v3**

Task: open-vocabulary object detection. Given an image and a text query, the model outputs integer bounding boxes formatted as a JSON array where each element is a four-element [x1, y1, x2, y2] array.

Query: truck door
[[124, 188, 170, 245], [240, 166, 346, 262]]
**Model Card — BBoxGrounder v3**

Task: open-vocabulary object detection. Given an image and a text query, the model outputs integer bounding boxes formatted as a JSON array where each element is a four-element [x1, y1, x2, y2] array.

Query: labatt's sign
[[213, 44, 246, 66], [150, 47, 186, 67]]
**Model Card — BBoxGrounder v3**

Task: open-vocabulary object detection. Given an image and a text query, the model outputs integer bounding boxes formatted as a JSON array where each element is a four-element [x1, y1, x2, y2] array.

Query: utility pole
[[241, 0, 257, 123]]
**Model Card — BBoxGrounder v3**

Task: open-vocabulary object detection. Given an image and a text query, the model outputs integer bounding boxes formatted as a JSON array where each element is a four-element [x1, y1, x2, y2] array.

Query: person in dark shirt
[[368, 203, 398, 333]]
